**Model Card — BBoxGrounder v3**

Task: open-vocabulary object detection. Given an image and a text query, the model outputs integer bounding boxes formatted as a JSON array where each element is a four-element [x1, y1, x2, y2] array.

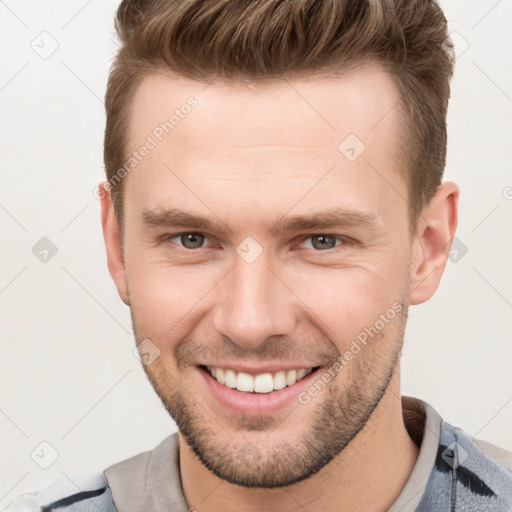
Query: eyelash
[[160, 232, 355, 252]]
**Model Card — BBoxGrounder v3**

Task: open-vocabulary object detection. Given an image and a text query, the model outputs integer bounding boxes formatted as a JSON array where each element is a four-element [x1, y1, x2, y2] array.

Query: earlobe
[[99, 182, 130, 305], [408, 181, 459, 305]]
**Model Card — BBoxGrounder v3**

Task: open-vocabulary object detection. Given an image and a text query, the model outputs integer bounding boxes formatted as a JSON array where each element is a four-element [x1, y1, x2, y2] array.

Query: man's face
[[119, 65, 415, 487]]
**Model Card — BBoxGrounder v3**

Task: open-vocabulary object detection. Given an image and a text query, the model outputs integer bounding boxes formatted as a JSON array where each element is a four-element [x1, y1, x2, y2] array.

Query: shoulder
[[442, 419, 512, 478], [472, 437, 512, 473], [103, 434, 185, 511], [2, 471, 116, 512], [433, 420, 512, 510]]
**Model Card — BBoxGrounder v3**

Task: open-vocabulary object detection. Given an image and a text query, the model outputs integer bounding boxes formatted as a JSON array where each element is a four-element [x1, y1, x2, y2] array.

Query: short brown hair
[[104, 0, 454, 230]]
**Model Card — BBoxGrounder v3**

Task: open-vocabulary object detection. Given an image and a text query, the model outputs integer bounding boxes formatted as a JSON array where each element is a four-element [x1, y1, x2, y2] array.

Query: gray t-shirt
[[4, 396, 512, 511]]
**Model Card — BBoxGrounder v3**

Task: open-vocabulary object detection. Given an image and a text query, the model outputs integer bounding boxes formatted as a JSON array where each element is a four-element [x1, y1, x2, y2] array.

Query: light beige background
[[0, 0, 511, 505]]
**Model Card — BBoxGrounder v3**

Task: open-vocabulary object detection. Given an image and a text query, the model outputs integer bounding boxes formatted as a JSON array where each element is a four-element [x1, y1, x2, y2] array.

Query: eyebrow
[[140, 207, 379, 236], [268, 208, 379, 235], [141, 208, 232, 235]]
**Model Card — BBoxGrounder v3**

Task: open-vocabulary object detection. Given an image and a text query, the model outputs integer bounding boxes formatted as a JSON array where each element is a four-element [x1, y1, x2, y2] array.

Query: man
[[5, 0, 511, 511]]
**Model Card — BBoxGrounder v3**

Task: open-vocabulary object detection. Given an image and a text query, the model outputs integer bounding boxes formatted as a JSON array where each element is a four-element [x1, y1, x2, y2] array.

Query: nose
[[212, 250, 297, 349]]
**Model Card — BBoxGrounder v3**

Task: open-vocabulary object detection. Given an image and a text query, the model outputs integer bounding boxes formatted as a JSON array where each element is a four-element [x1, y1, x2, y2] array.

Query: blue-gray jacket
[[4, 396, 512, 511]]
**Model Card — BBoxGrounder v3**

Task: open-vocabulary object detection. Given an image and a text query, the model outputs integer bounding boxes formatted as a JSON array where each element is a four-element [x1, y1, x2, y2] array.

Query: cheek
[[126, 255, 220, 336], [126, 236, 410, 353], [280, 257, 408, 343]]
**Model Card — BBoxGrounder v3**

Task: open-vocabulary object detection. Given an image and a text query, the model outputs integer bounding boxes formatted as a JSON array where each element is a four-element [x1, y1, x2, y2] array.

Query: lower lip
[[198, 366, 321, 415]]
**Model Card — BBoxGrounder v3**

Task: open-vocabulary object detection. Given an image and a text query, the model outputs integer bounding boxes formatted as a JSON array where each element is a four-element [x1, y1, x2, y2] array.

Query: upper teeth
[[206, 366, 312, 393]]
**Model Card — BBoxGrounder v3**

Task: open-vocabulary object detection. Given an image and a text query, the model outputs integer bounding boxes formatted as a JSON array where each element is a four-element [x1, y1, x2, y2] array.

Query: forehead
[[123, 65, 407, 232], [128, 64, 402, 158]]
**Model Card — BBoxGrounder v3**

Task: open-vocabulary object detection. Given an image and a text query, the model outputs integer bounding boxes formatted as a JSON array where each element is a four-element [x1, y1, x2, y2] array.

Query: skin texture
[[101, 63, 458, 511]]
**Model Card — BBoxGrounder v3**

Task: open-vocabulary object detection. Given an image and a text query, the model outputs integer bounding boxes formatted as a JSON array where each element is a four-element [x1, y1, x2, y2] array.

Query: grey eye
[[179, 233, 205, 249], [301, 235, 339, 251]]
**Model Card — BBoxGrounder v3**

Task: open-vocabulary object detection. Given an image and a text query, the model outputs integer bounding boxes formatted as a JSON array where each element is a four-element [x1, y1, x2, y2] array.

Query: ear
[[99, 182, 129, 305], [408, 181, 459, 305]]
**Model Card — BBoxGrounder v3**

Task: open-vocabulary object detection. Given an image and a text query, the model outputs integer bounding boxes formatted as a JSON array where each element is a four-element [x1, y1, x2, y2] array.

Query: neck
[[179, 370, 419, 512]]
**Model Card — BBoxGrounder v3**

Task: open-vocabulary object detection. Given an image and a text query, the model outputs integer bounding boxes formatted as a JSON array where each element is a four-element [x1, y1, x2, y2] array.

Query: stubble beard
[[130, 301, 408, 488]]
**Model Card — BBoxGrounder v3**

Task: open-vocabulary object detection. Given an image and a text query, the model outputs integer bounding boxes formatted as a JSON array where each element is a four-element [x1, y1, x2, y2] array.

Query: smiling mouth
[[200, 365, 321, 393]]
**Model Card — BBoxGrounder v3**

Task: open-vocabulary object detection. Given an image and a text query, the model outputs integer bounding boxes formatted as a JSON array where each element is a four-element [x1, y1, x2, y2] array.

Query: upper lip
[[198, 362, 321, 375]]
